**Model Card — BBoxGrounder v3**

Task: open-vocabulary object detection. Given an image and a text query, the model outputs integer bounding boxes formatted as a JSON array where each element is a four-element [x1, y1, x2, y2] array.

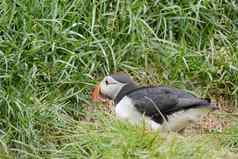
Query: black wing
[[127, 86, 210, 124]]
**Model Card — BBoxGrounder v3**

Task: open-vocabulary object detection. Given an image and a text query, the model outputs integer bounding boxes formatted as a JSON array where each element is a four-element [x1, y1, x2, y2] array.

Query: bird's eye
[[105, 80, 109, 85]]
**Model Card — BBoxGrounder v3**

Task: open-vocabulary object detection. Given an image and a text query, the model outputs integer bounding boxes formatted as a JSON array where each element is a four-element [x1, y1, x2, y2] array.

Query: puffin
[[92, 73, 217, 132]]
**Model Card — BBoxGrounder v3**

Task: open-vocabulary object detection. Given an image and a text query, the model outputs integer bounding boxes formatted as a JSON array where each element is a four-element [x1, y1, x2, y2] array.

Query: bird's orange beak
[[91, 84, 107, 102]]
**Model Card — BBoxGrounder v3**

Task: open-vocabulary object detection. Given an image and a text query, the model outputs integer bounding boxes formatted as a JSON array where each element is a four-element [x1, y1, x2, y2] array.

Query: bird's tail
[[203, 98, 218, 110]]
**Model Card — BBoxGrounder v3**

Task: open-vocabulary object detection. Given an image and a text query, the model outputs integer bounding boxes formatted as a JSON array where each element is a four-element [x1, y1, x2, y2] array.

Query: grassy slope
[[0, 0, 238, 158]]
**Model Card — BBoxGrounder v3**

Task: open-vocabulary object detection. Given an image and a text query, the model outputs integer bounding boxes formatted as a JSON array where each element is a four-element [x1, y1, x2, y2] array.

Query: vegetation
[[0, 0, 238, 158]]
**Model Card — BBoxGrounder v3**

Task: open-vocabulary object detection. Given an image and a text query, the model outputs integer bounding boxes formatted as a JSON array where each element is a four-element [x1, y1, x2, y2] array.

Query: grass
[[0, 0, 238, 158]]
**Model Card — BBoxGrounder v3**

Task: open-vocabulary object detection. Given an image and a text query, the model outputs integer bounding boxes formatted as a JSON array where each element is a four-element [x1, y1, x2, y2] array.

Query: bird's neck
[[114, 83, 137, 104]]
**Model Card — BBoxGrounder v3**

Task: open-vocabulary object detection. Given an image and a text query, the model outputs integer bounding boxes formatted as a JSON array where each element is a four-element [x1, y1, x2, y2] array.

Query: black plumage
[[110, 73, 136, 85], [117, 86, 212, 124]]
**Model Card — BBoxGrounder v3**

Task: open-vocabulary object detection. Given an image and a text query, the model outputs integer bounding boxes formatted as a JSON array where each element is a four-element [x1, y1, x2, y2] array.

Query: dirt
[[184, 96, 237, 135]]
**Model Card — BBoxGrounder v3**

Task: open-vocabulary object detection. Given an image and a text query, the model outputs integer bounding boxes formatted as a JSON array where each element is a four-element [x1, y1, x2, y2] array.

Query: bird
[[91, 72, 218, 132]]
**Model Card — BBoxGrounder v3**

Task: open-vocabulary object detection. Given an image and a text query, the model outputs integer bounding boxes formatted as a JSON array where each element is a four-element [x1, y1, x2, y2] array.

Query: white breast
[[115, 96, 142, 124], [115, 96, 161, 130]]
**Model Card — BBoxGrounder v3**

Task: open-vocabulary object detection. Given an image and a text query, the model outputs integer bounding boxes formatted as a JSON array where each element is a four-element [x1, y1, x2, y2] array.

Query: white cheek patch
[[100, 78, 125, 99], [107, 76, 117, 84]]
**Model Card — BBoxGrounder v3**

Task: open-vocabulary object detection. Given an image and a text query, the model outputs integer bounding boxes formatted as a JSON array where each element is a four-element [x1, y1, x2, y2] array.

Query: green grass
[[0, 0, 238, 158]]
